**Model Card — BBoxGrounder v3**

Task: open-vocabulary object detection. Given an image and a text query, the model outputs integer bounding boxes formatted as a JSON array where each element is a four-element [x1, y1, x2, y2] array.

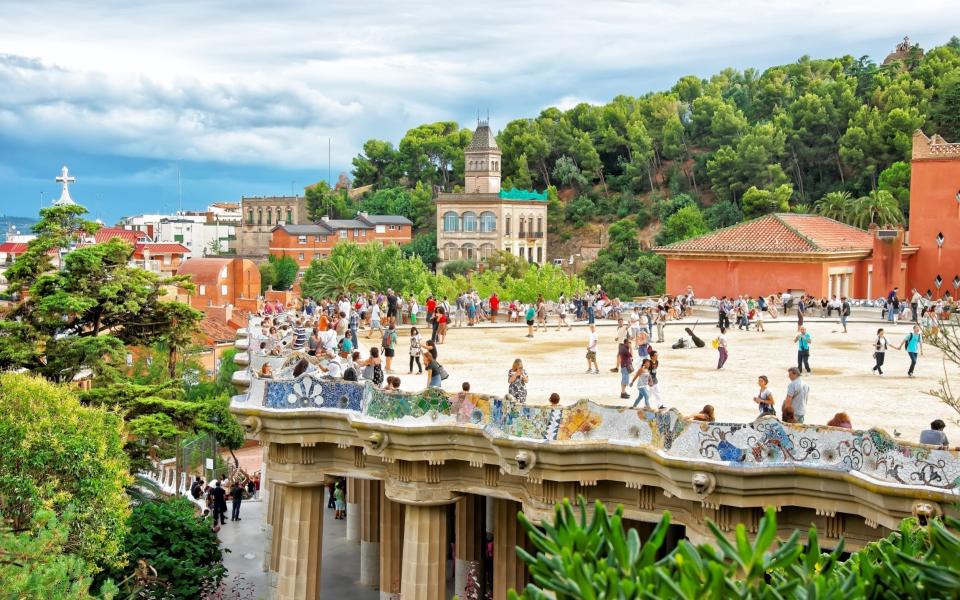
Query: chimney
[[359, 211, 368, 218], [321, 216, 330, 222]]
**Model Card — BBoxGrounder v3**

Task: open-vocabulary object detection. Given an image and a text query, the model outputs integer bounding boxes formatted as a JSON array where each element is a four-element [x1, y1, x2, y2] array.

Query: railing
[[521, 231, 544, 239]]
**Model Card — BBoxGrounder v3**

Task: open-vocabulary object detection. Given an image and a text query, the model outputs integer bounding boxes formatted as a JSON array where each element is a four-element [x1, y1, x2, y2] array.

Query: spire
[[53, 165, 77, 206]]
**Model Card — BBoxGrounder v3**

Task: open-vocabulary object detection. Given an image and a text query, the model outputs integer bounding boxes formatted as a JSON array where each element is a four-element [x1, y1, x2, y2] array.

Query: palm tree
[[301, 254, 369, 299], [849, 190, 904, 229], [815, 190, 854, 223]]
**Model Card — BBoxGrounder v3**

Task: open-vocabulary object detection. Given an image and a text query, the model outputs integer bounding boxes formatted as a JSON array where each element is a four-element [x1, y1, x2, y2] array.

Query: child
[[557, 301, 572, 331], [629, 358, 653, 409], [333, 480, 346, 520]]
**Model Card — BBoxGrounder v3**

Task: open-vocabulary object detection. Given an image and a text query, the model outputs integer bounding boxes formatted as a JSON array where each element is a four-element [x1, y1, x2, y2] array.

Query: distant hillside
[[1, 215, 38, 240]]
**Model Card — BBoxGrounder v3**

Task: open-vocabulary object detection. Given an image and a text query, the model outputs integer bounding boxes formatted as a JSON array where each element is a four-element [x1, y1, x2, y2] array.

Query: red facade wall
[[270, 225, 413, 268], [665, 258, 874, 298], [907, 159, 960, 297]]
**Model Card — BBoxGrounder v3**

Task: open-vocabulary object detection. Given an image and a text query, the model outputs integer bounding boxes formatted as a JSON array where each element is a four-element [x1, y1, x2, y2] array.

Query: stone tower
[[463, 120, 501, 194]]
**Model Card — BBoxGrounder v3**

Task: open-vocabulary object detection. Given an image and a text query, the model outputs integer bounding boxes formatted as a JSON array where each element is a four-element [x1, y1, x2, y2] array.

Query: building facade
[[269, 213, 413, 270], [177, 257, 261, 312], [436, 121, 548, 266], [236, 196, 309, 260], [120, 205, 239, 258]]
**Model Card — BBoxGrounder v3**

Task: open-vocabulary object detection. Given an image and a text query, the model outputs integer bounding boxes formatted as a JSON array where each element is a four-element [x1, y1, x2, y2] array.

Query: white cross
[[53, 165, 76, 205]]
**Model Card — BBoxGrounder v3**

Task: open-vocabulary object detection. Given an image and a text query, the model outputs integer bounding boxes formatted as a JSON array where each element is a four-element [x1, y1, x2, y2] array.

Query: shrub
[[442, 259, 476, 278]]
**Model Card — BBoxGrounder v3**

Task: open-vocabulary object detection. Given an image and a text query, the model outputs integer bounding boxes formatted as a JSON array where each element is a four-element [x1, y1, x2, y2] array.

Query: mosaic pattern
[[263, 376, 363, 411], [364, 385, 454, 421]]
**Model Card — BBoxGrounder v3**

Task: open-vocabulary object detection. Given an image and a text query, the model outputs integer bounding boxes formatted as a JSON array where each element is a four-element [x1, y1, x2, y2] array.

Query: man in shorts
[[386, 289, 399, 326], [585, 324, 599, 373]]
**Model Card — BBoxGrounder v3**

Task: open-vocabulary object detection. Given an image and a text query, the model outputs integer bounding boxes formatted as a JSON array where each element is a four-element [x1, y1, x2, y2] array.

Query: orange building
[[906, 131, 960, 297], [176, 257, 261, 312], [269, 212, 413, 269], [657, 130, 960, 300]]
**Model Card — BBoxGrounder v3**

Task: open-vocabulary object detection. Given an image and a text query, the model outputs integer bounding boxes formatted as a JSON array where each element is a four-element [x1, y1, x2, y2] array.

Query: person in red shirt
[[489, 293, 499, 323], [426, 296, 437, 324]]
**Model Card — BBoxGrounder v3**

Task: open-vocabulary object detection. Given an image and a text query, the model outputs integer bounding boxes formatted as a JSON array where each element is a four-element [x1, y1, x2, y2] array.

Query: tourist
[[586, 290, 596, 324], [360, 347, 384, 386], [715, 327, 728, 370], [335, 311, 348, 342], [524, 303, 536, 338], [423, 339, 438, 360], [334, 480, 346, 520], [629, 358, 653, 409], [840, 296, 851, 333], [466, 293, 477, 326], [873, 328, 888, 375], [887, 287, 899, 322], [408, 326, 423, 374], [618, 340, 634, 400], [425, 295, 436, 326], [648, 349, 661, 406], [409, 294, 419, 325], [423, 352, 445, 388], [585, 324, 599, 374], [654, 306, 666, 343], [437, 307, 449, 344], [208, 480, 228, 526], [782, 367, 809, 424], [753, 306, 765, 332], [230, 481, 244, 522], [796, 295, 806, 327], [507, 358, 529, 403], [387, 376, 401, 390], [292, 357, 310, 378], [536, 295, 548, 332], [794, 326, 812, 374], [368, 301, 383, 339], [557, 299, 572, 331], [826, 412, 852, 429], [691, 405, 715, 422], [348, 309, 359, 348], [610, 317, 629, 372], [381, 324, 398, 373], [919, 419, 950, 448], [896, 324, 924, 377], [308, 326, 320, 357], [753, 375, 775, 416], [911, 288, 923, 322], [259, 363, 273, 378]]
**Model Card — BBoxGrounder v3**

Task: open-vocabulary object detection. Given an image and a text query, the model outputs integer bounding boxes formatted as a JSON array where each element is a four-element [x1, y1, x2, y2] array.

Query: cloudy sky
[[0, 0, 956, 224]]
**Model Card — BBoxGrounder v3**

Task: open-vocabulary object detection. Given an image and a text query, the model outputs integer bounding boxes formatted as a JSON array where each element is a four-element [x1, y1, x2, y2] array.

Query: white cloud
[[0, 0, 956, 169]]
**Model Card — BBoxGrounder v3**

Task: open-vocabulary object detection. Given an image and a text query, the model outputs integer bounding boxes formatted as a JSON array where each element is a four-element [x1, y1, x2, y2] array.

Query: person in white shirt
[[338, 297, 351, 319], [585, 324, 599, 373]]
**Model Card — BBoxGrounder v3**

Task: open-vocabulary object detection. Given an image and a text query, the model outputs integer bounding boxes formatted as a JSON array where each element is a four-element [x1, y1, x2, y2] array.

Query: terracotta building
[[236, 195, 309, 259], [657, 130, 960, 299], [269, 213, 412, 269], [176, 257, 261, 312], [436, 120, 549, 266], [131, 242, 192, 276]]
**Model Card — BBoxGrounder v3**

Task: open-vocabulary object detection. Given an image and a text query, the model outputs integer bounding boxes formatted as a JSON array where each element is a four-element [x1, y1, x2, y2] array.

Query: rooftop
[[655, 213, 876, 255], [94, 227, 150, 245], [465, 121, 499, 152], [499, 188, 548, 201], [134, 242, 191, 255]]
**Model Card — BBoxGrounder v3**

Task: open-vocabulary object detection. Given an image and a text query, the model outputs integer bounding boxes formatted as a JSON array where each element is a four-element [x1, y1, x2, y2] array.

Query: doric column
[[379, 490, 405, 600], [493, 498, 528, 600], [454, 494, 485, 599], [276, 484, 325, 600], [360, 479, 382, 587], [346, 477, 360, 542], [400, 504, 448, 600]]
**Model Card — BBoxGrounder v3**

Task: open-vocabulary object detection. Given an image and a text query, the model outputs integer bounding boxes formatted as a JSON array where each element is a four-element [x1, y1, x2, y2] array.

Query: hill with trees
[[337, 35, 960, 298]]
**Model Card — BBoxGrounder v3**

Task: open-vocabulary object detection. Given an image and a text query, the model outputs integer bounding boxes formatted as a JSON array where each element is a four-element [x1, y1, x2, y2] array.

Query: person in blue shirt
[[896, 324, 924, 377], [794, 326, 812, 374]]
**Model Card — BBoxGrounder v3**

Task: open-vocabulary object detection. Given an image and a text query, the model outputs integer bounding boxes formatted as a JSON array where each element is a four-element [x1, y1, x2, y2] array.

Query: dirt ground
[[384, 317, 956, 442]]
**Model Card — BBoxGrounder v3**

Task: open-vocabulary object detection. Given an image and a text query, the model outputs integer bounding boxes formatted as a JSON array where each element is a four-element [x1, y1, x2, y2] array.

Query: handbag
[[437, 364, 450, 380]]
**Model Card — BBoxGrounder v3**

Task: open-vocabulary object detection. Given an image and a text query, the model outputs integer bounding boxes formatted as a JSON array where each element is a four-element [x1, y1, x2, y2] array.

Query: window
[[221, 284, 228, 296], [174, 234, 184, 242], [247, 209, 253, 225], [443, 211, 459, 232], [266, 210, 272, 225], [389, 225, 397, 230], [299, 253, 305, 260], [462, 243, 476, 260], [163, 254, 171, 265], [443, 243, 458, 260], [480, 243, 495, 259], [505, 216, 511, 236], [287, 208, 292, 223], [480, 211, 496, 233], [199, 285, 206, 296], [537, 217, 543, 234], [537, 247, 543, 263], [257, 210, 262, 225], [339, 230, 347, 239], [376, 225, 386, 234], [354, 228, 360, 237], [519, 218, 525, 236], [462, 211, 477, 232], [298, 235, 307, 244], [320, 235, 328, 243]]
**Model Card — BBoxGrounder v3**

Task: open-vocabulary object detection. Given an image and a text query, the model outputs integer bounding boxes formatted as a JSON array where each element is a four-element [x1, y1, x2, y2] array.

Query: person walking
[[381, 324, 398, 373], [334, 480, 346, 520], [489, 293, 499, 324], [783, 367, 809, 424], [872, 328, 888, 375], [507, 358, 529, 403], [911, 288, 922, 322], [794, 326, 812, 373], [839, 296, 851, 333], [360, 347, 384, 386], [524, 303, 536, 338], [896, 324, 924, 377], [408, 326, 423, 374], [629, 358, 653, 409], [585, 324, 599, 374], [230, 482, 244, 522], [715, 327, 729, 369], [209, 480, 227, 526], [618, 340, 634, 400], [423, 352, 445, 388], [752, 375, 776, 416]]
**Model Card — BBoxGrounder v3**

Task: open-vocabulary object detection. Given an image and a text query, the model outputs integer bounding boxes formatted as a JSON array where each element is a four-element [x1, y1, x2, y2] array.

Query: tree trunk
[[598, 169, 608, 196], [646, 161, 656, 192], [835, 152, 845, 185], [168, 345, 178, 380]]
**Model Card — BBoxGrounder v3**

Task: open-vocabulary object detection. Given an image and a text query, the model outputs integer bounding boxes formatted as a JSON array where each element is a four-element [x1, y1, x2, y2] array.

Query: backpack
[[382, 331, 394, 349]]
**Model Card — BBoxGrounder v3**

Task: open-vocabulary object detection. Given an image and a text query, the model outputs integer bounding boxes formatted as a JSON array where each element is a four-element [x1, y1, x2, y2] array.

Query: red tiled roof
[[0, 242, 28, 253], [176, 257, 233, 285], [134, 243, 191, 255], [95, 227, 149, 244], [197, 315, 239, 343], [655, 213, 875, 255]]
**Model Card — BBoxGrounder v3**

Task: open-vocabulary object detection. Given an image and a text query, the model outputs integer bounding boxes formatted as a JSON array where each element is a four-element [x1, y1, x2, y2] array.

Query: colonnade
[[264, 477, 531, 600]]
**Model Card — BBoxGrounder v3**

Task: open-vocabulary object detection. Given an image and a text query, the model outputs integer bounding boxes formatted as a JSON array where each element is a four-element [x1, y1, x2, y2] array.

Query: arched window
[[462, 211, 477, 233], [257, 210, 263, 225], [462, 243, 476, 260], [537, 217, 543, 234], [287, 208, 292, 223], [480, 211, 496, 233], [480, 243, 495, 260], [505, 216, 511, 236], [266, 209, 272, 225], [443, 211, 459, 232], [247, 209, 254, 225], [443, 243, 458, 261]]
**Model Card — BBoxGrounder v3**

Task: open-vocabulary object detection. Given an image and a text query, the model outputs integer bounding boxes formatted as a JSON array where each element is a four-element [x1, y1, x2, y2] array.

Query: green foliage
[[552, 155, 588, 189], [654, 193, 696, 222], [510, 496, 960, 600], [485, 250, 529, 279], [741, 184, 793, 218], [397, 121, 472, 190], [442, 259, 476, 278], [268, 254, 299, 291], [301, 252, 370, 299], [0, 373, 130, 570], [565, 196, 597, 227], [502, 264, 585, 303], [816, 190, 855, 222], [258, 260, 276, 292], [115, 498, 225, 599], [878, 161, 912, 213], [849, 189, 905, 229], [656, 205, 710, 246], [703, 200, 743, 229], [402, 232, 439, 267]]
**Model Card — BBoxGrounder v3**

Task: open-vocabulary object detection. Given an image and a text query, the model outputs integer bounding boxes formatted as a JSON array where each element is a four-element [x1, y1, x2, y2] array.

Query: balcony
[[520, 231, 544, 239]]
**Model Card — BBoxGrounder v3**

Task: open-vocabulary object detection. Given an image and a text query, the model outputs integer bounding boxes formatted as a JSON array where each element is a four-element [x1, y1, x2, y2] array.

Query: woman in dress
[[408, 326, 423, 374], [507, 358, 529, 403], [360, 347, 384, 386]]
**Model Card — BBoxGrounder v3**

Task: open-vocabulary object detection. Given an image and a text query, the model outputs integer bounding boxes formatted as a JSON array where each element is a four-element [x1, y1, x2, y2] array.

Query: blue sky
[[0, 0, 956, 224]]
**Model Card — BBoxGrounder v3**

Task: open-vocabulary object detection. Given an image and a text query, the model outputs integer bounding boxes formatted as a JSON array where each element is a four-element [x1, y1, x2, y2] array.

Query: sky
[[0, 0, 956, 224]]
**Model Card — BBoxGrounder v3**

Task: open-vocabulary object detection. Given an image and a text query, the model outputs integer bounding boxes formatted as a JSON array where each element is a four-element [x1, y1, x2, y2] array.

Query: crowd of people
[[189, 472, 260, 530]]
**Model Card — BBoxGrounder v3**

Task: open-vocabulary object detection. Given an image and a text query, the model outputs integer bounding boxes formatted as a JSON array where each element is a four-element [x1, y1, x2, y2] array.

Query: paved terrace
[[231, 313, 960, 600]]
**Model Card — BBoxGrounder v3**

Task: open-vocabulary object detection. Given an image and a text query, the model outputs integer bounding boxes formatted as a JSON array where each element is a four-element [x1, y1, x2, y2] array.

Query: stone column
[[379, 490, 405, 600], [400, 504, 448, 600], [276, 484, 325, 600], [346, 477, 360, 542], [360, 479, 382, 587], [454, 494, 485, 599], [493, 498, 528, 600]]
